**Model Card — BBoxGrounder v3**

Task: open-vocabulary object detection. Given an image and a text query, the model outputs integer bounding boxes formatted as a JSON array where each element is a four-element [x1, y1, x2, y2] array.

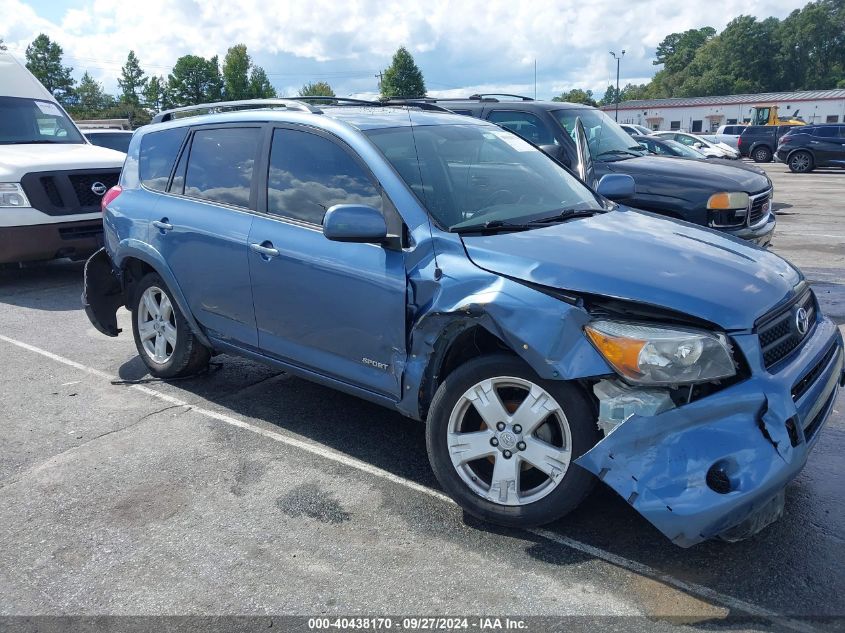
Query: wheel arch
[[113, 241, 213, 349]]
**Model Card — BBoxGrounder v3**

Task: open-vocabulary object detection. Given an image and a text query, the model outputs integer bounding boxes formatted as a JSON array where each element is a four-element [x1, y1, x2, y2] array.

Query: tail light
[[737, 137, 742, 147], [101, 185, 122, 213]]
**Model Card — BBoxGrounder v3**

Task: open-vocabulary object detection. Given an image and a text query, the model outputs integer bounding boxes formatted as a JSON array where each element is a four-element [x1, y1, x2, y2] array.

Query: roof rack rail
[[468, 93, 534, 102], [151, 99, 321, 123], [380, 98, 452, 112], [293, 96, 381, 106]]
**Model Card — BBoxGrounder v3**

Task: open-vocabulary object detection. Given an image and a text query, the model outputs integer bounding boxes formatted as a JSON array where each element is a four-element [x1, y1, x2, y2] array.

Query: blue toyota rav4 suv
[[83, 98, 844, 547]]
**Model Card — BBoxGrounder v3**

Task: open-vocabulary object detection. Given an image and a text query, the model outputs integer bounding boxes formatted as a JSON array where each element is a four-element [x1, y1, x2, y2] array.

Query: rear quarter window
[[139, 128, 188, 192]]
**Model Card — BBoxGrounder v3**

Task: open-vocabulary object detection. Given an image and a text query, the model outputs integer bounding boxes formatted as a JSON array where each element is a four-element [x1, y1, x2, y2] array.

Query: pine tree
[[248, 67, 276, 98], [118, 50, 148, 105], [73, 71, 113, 115], [167, 55, 224, 106], [379, 46, 426, 98], [25, 34, 75, 104], [143, 75, 169, 112]]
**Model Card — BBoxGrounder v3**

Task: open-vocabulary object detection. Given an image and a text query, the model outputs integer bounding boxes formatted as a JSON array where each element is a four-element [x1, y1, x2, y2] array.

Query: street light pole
[[610, 50, 625, 121]]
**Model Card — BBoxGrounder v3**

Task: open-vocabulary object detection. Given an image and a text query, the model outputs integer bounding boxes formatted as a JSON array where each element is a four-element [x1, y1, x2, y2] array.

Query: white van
[[0, 52, 126, 264]]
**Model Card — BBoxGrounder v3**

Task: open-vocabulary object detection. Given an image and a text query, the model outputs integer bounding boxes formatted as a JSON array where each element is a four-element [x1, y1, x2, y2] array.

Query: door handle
[[250, 242, 280, 259], [152, 219, 173, 232]]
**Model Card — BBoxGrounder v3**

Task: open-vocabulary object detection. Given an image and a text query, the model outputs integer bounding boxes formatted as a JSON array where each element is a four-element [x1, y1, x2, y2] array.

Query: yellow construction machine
[[748, 105, 806, 126]]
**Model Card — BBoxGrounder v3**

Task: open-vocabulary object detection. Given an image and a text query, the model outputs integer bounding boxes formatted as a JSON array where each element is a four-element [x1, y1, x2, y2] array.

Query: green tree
[[0, 39, 7, 51], [167, 55, 223, 106], [222, 44, 251, 100], [25, 34, 75, 104], [551, 88, 596, 106], [380, 46, 426, 98], [598, 85, 616, 106], [143, 75, 169, 112], [248, 66, 276, 98], [299, 81, 335, 97], [118, 50, 147, 105], [71, 71, 113, 116], [654, 27, 716, 74]]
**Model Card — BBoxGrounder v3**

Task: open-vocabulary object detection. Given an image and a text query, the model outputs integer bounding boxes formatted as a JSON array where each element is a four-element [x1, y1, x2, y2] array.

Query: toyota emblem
[[794, 307, 810, 336], [90, 181, 107, 196]]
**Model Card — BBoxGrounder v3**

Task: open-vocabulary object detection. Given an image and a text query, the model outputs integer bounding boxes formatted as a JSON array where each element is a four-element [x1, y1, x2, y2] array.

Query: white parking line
[[0, 333, 820, 633]]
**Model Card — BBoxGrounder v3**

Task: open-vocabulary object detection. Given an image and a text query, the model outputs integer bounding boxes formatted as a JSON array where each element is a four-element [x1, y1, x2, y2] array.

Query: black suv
[[776, 124, 845, 173], [737, 125, 801, 163], [413, 95, 775, 245]]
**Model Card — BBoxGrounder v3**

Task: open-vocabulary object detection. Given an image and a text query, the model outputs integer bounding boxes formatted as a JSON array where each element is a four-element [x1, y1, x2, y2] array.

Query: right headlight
[[584, 320, 736, 386], [0, 183, 30, 208]]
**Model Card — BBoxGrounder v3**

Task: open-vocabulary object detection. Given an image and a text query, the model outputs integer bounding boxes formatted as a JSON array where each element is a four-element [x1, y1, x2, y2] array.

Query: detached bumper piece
[[576, 319, 844, 547], [81, 248, 124, 337]]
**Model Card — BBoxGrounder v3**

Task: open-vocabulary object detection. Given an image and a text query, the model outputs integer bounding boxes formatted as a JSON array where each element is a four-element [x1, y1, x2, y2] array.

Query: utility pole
[[375, 71, 384, 93], [534, 59, 537, 100], [610, 50, 625, 121]]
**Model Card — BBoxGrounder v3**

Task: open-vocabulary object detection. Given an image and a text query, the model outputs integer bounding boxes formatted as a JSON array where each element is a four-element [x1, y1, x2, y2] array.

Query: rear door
[[150, 125, 261, 347], [247, 126, 407, 398], [810, 126, 843, 165]]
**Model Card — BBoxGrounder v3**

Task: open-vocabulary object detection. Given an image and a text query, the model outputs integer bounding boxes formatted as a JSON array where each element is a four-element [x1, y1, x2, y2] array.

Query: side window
[[814, 126, 838, 138], [183, 127, 260, 208], [139, 127, 188, 192], [267, 128, 382, 225], [677, 134, 696, 146], [487, 111, 556, 146]]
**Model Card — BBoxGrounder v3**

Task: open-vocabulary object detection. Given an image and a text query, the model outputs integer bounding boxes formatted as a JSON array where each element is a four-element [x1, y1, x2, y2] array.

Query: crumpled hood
[[0, 143, 125, 179], [461, 209, 801, 330], [603, 154, 770, 200]]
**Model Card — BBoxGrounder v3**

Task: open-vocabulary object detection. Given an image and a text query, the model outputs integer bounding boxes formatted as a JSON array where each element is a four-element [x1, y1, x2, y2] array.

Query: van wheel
[[788, 151, 814, 173], [752, 146, 772, 163], [426, 354, 600, 528], [131, 273, 210, 379]]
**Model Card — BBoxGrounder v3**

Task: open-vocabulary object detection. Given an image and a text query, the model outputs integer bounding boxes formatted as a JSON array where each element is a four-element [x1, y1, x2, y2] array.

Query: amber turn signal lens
[[707, 192, 749, 210], [584, 326, 646, 379]]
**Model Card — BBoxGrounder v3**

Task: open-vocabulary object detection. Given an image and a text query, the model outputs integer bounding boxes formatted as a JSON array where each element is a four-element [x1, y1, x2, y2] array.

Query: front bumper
[[576, 316, 844, 547], [723, 211, 776, 247], [0, 220, 103, 264]]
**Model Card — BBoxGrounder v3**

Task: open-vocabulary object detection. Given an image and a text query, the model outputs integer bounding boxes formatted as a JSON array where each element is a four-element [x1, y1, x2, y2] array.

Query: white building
[[600, 89, 845, 132]]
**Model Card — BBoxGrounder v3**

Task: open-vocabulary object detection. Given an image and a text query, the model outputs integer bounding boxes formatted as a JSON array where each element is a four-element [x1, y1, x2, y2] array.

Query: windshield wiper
[[450, 219, 533, 234], [595, 149, 641, 159], [527, 208, 603, 224]]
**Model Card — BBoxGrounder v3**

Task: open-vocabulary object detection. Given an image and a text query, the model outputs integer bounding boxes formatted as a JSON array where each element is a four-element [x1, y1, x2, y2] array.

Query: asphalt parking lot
[[1, 161, 843, 631]]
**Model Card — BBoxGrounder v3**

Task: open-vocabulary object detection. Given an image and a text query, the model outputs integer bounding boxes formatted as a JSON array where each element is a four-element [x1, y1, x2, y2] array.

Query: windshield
[[663, 139, 705, 158], [85, 132, 132, 153], [0, 96, 85, 145], [365, 124, 604, 231], [552, 108, 646, 161]]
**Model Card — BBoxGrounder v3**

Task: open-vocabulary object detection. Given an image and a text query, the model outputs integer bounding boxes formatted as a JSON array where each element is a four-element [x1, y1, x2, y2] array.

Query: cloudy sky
[[2, 0, 808, 99]]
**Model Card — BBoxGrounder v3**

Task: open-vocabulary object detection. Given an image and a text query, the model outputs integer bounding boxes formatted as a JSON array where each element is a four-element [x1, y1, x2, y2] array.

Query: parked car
[[416, 95, 774, 245], [83, 129, 133, 154], [713, 124, 747, 150], [0, 52, 125, 264], [619, 123, 652, 136], [84, 98, 844, 548], [738, 125, 800, 163], [653, 131, 739, 159], [775, 124, 845, 173], [633, 134, 707, 159]]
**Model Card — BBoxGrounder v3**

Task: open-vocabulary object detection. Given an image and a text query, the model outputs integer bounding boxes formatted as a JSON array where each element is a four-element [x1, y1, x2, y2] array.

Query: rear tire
[[426, 354, 600, 528], [752, 146, 773, 163], [788, 150, 814, 173], [131, 273, 211, 379]]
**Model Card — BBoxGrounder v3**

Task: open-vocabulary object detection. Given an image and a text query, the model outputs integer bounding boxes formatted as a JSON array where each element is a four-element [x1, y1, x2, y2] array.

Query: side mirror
[[539, 144, 565, 162], [323, 204, 387, 244], [693, 142, 703, 149], [597, 174, 635, 201]]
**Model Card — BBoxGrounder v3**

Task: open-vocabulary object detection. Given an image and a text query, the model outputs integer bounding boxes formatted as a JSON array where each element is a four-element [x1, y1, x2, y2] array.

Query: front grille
[[804, 389, 836, 440], [69, 173, 119, 208], [749, 191, 771, 225], [757, 289, 816, 369], [791, 343, 838, 401], [21, 169, 120, 216]]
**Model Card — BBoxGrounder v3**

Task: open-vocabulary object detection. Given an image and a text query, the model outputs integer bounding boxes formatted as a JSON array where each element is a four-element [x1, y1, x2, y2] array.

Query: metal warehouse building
[[600, 89, 845, 132]]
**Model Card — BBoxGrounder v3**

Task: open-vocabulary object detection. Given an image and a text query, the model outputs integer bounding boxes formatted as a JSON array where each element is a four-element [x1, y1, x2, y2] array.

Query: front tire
[[788, 150, 814, 173], [752, 146, 773, 163], [426, 354, 600, 528], [131, 273, 211, 378]]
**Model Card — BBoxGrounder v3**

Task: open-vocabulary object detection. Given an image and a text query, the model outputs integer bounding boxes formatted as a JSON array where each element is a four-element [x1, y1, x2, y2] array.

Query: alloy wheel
[[446, 376, 572, 506], [137, 286, 177, 364]]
